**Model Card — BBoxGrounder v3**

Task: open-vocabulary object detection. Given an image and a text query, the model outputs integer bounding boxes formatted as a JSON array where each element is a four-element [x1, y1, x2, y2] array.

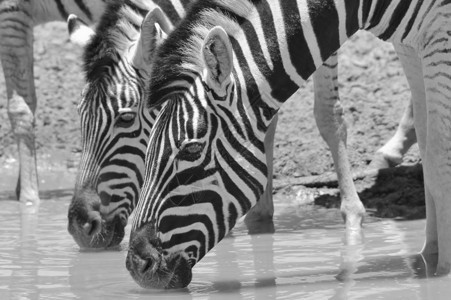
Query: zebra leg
[[370, 99, 417, 169], [423, 77, 451, 275], [244, 113, 277, 222], [393, 44, 435, 258], [0, 3, 40, 205], [313, 52, 365, 231], [416, 28, 451, 274]]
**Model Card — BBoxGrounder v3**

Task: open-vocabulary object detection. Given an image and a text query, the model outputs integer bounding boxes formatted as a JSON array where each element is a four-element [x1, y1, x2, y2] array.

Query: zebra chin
[[126, 223, 192, 289], [67, 191, 128, 249]]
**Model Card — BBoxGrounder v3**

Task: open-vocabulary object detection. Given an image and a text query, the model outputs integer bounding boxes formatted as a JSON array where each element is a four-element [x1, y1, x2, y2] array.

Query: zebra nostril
[[83, 219, 98, 236], [140, 257, 154, 274], [82, 211, 102, 236], [126, 252, 155, 275], [119, 215, 128, 227]]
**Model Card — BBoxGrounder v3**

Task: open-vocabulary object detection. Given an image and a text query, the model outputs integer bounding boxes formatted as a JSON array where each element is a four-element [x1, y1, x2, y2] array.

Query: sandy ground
[[0, 23, 424, 219]]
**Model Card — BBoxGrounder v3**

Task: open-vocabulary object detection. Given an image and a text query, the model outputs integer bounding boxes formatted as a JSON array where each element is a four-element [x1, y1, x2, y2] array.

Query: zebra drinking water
[[67, 0, 417, 250], [67, 0, 280, 248], [0, 0, 107, 206], [126, 0, 451, 289], [65, 0, 183, 248]]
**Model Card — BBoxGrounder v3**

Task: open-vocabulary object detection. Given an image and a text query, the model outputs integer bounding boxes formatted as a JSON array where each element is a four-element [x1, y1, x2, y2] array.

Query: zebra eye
[[178, 142, 205, 161], [116, 112, 136, 128]]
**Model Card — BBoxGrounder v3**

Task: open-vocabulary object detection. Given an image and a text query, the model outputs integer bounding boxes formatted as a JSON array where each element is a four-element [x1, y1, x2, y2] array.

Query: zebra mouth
[[68, 213, 126, 249], [68, 189, 129, 249], [126, 227, 192, 288], [126, 248, 192, 289]]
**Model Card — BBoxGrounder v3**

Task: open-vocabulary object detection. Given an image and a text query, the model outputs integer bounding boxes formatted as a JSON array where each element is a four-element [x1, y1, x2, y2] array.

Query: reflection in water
[[0, 204, 41, 300], [248, 223, 277, 299], [333, 232, 364, 299], [17, 208, 40, 299], [210, 234, 244, 294], [2, 197, 451, 299], [205, 219, 277, 299], [409, 252, 438, 278], [0, 201, 77, 300]]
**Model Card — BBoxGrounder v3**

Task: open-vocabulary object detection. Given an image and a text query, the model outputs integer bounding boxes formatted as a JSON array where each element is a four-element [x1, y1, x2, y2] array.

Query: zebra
[[65, 0, 195, 248], [0, 0, 107, 206], [67, 0, 417, 249], [125, 0, 451, 289]]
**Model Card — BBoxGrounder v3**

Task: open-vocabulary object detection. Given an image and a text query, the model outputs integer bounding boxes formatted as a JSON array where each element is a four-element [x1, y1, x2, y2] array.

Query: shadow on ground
[[314, 164, 425, 220]]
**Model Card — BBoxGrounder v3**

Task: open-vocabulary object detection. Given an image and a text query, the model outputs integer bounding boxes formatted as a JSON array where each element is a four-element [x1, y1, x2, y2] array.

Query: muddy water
[[1, 190, 451, 299]]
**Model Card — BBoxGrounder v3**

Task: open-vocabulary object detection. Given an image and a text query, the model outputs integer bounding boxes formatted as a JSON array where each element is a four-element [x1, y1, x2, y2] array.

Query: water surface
[[1, 191, 450, 299]]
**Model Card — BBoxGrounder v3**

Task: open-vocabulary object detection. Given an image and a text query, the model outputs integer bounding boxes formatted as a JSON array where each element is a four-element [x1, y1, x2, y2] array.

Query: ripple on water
[[1, 196, 451, 299]]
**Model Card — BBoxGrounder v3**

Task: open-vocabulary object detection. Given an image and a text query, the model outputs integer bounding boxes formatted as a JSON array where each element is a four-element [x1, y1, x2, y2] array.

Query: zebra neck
[[363, 0, 431, 43], [228, 0, 360, 127], [149, 0, 417, 115], [236, 0, 418, 116]]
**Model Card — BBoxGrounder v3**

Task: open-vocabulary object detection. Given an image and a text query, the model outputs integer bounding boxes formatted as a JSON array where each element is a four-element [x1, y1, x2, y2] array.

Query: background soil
[[0, 23, 424, 219]]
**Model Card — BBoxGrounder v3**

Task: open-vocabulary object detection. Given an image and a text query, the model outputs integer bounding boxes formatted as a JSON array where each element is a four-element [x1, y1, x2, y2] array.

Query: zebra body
[[126, 0, 451, 288], [0, 0, 106, 206]]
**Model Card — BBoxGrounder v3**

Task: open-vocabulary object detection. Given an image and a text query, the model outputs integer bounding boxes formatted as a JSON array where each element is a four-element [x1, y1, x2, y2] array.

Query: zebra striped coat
[[67, 0, 365, 249], [125, 0, 451, 289], [66, 0, 194, 249], [69, 0, 417, 251]]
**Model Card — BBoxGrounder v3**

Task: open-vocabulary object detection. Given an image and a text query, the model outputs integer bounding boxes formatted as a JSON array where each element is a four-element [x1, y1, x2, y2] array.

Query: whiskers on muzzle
[[126, 227, 193, 289], [68, 199, 127, 249]]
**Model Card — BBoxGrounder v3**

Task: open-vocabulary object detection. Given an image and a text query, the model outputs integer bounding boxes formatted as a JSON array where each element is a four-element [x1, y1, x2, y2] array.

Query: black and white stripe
[[69, 0, 194, 248], [132, 0, 450, 272]]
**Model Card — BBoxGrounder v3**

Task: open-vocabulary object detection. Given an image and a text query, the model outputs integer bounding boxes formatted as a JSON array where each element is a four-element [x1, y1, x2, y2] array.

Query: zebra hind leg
[[420, 37, 451, 275], [313, 52, 365, 233], [393, 43, 442, 270], [370, 98, 417, 169]]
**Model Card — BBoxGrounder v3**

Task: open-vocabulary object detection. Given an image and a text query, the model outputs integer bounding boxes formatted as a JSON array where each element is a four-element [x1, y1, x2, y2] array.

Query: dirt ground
[[0, 23, 424, 219]]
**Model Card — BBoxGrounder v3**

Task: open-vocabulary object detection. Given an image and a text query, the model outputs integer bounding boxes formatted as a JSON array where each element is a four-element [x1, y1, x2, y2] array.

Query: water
[[1, 190, 451, 299]]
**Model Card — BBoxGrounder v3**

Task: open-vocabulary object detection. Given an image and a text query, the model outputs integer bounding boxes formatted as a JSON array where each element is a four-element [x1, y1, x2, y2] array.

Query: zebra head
[[66, 8, 171, 249], [127, 14, 271, 288]]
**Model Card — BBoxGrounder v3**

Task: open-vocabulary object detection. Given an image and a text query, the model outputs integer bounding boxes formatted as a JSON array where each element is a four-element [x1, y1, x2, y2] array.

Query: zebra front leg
[[0, 5, 40, 206], [370, 99, 417, 169], [419, 31, 451, 273], [422, 86, 451, 275], [245, 113, 278, 223], [313, 52, 365, 231], [394, 44, 439, 261]]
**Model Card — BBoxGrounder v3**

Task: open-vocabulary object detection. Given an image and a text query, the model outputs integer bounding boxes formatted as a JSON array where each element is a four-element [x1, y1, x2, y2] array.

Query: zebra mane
[[83, 0, 152, 82], [147, 0, 257, 106]]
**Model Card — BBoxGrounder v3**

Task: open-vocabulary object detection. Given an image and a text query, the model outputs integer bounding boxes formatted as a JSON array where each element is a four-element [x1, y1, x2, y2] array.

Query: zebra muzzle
[[68, 192, 126, 248]]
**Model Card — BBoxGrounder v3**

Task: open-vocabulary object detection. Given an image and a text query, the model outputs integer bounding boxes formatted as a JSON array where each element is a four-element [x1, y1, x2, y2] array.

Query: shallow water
[[1, 191, 451, 299]]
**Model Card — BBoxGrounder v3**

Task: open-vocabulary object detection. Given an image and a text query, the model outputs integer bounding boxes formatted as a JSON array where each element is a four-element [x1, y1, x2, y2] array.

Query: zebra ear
[[67, 14, 95, 47], [129, 7, 172, 71], [202, 26, 234, 89]]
